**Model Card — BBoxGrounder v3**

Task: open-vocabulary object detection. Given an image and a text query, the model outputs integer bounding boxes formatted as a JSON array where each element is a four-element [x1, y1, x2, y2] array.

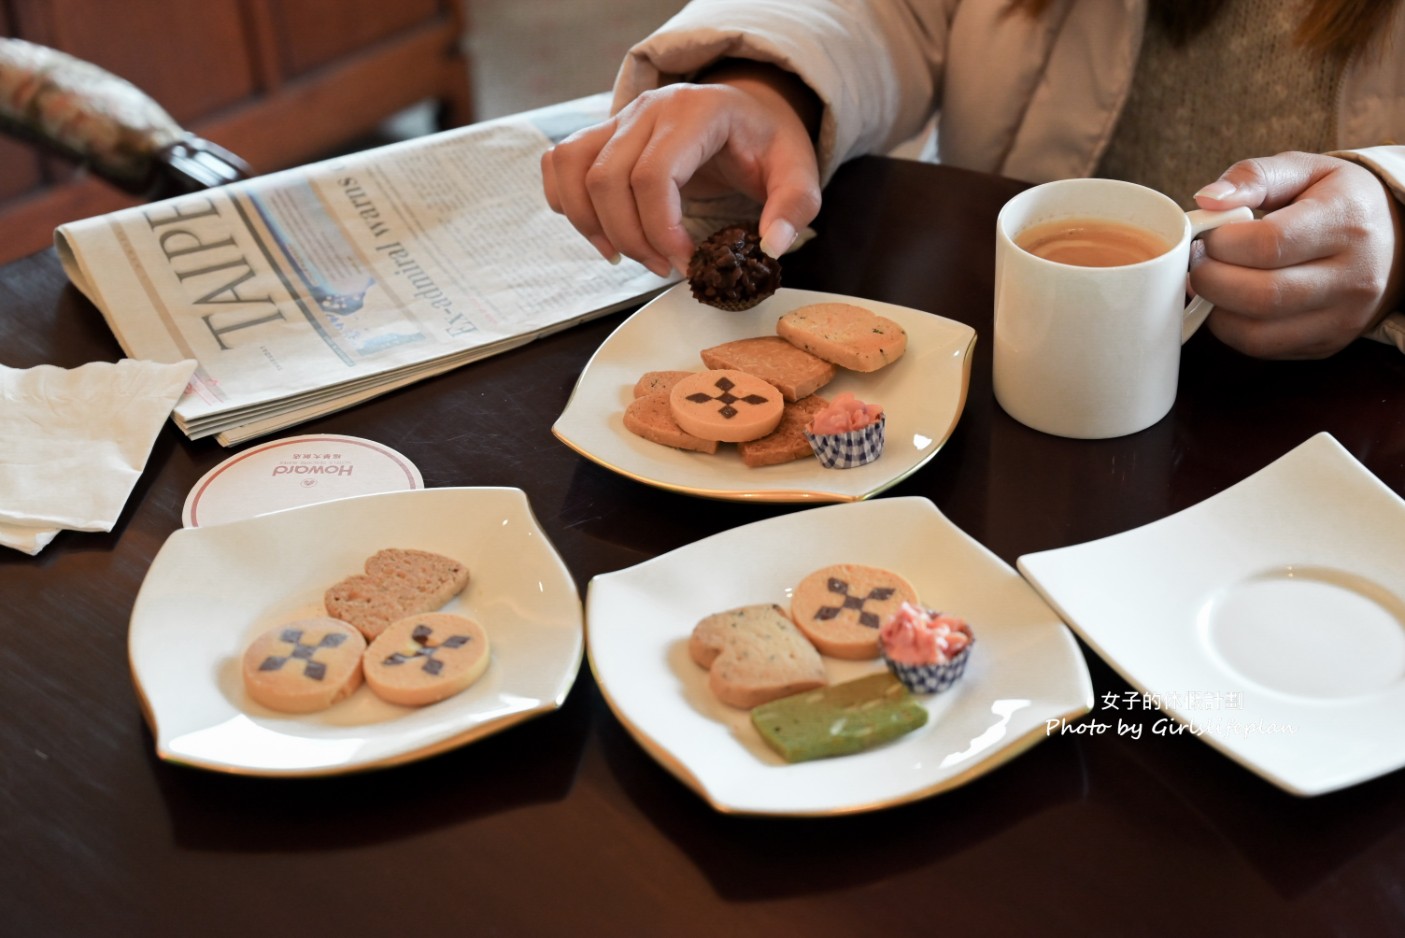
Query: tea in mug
[[1015, 217, 1172, 267]]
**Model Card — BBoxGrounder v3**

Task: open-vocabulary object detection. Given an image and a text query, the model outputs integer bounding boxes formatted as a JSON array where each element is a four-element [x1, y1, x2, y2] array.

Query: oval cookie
[[790, 564, 919, 659], [363, 612, 490, 706], [242, 617, 366, 713], [669, 369, 784, 442], [777, 302, 907, 372]]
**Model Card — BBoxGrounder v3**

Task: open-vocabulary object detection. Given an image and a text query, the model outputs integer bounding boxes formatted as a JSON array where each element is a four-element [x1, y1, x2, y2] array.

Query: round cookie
[[789, 564, 919, 660], [242, 617, 366, 713], [669, 369, 784, 442], [363, 612, 490, 706]]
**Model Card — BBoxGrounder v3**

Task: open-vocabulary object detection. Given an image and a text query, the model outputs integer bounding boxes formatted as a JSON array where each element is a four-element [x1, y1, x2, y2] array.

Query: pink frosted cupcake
[[803, 392, 885, 468], [879, 602, 975, 694]]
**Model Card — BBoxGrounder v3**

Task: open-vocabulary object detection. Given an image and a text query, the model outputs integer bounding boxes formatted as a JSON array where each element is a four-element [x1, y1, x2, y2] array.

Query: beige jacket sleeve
[[612, 0, 959, 185]]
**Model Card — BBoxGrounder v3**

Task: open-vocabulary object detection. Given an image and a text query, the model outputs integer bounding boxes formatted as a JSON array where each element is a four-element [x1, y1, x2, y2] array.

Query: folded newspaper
[[55, 94, 684, 446]]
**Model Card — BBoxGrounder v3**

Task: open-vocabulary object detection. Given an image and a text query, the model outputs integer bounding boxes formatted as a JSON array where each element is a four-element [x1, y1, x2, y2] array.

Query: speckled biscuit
[[689, 603, 827, 709], [242, 617, 366, 713], [325, 548, 470, 641], [363, 612, 491, 707], [790, 563, 919, 660], [632, 370, 695, 398], [777, 302, 908, 372]]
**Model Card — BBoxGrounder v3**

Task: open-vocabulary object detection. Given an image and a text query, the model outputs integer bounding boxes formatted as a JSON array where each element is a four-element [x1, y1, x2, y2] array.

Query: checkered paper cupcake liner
[[882, 642, 973, 694], [804, 413, 886, 469]]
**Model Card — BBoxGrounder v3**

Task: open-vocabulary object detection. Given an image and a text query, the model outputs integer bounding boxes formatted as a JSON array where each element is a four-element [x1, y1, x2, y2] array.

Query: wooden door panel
[[10, 0, 257, 124], [263, 0, 447, 77]]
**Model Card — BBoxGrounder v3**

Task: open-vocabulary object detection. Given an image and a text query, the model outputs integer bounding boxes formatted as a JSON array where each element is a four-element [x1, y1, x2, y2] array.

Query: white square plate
[[1018, 433, 1405, 796], [586, 497, 1092, 816], [552, 284, 976, 502], [130, 487, 583, 776]]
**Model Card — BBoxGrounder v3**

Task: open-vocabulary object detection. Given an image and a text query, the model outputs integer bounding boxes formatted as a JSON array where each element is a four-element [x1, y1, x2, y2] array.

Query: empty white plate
[[1018, 432, 1405, 796]]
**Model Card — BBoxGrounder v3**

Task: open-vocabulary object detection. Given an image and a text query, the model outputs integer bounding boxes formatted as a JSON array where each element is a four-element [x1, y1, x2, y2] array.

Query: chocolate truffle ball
[[687, 224, 782, 311]]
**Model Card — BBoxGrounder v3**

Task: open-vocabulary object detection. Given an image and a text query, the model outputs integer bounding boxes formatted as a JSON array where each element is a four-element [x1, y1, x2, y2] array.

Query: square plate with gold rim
[[585, 497, 1092, 816], [553, 284, 976, 502], [1018, 433, 1405, 796], [129, 487, 583, 776]]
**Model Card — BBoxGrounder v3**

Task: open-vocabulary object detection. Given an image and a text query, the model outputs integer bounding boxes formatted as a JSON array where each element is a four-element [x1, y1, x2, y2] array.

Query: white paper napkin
[[0, 358, 196, 555]]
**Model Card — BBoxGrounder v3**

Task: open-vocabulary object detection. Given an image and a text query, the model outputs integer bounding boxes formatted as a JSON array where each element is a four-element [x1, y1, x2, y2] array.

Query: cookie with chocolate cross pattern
[[789, 564, 919, 660], [242, 617, 367, 713], [363, 612, 491, 706]]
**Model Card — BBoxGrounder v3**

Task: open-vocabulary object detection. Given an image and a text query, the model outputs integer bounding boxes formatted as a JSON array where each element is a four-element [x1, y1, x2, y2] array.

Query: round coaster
[[183, 434, 423, 528]]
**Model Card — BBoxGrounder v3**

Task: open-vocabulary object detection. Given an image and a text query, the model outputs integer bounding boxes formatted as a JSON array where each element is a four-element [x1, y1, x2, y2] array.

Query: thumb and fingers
[[542, 82, 821, 277], [1188, 152, 1402, 358], [542, 98, 684, 277]]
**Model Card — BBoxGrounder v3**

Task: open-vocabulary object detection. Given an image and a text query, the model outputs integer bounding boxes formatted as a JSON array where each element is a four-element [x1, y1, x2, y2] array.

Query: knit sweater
[[1098, 0, 1343, 206]]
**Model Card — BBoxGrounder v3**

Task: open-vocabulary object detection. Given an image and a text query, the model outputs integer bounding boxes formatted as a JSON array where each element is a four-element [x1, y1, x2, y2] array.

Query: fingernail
[[645, 258, 673, 278], [760, 220, 796, 258], [1194, 181, 1236, 201], [670, 254, 692, 275], [589, 235, 620, 264]]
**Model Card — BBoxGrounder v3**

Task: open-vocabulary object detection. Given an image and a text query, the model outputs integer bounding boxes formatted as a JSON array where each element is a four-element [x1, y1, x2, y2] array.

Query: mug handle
[[1181, 206, 1255, 343]]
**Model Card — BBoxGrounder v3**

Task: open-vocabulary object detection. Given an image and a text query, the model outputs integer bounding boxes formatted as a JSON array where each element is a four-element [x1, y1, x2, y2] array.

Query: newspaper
[[55, 94, 679, 446]]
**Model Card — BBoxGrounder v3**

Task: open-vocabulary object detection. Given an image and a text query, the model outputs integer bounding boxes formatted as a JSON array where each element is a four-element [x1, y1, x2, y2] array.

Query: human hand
[[1190, 150, 1404, 359], [540, 62, 822, 278]]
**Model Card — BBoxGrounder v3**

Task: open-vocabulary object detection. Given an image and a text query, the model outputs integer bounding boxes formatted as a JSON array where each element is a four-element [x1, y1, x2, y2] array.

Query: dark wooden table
[[4, 157, 1404, 937]]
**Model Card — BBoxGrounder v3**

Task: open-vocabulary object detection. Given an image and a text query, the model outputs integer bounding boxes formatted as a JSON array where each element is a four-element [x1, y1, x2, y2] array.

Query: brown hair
[[1012, 0, 1399, 59]]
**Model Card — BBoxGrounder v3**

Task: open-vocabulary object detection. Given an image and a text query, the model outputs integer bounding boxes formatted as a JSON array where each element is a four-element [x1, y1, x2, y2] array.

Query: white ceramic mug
[[993, 178, 1252, 439]]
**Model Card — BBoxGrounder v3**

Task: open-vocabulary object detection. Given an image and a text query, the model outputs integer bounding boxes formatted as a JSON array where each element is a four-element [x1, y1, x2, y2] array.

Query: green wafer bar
[[750, 672, 928, 763]]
